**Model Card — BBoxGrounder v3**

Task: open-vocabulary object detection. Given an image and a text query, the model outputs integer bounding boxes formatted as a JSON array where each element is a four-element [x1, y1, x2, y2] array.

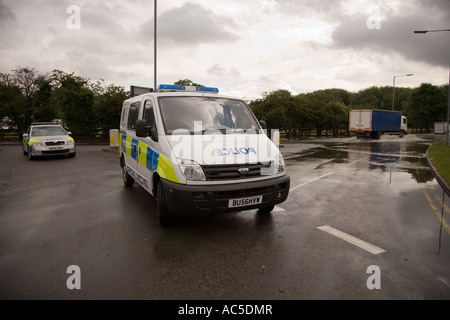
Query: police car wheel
[[28, 148, 34, 160], [122, 165, 134, 187], [157, 182, 172, 227]]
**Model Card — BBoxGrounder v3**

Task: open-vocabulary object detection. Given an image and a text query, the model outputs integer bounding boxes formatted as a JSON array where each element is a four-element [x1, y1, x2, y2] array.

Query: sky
[[0, 0, 449, 100]]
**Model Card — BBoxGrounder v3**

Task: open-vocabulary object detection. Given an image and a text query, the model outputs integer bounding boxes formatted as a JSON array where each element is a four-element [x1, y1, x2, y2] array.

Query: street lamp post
[[447, 68, 450, 145], [414, 28, 450, 145], [154, 0, 157, 91], [392, 74, 413, 111]]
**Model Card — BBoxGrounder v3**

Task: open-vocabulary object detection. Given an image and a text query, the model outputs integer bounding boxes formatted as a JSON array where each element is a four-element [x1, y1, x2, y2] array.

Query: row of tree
[[0, 66, 448, 139], [249, 83, 448, 138], [0, 67, 128, 138]]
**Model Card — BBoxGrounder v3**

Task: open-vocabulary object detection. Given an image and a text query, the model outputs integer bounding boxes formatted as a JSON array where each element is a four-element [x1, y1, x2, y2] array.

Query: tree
[[52, 70, 94, 136], [408, 83, 447, 131], [13, 67, 40, 127], [174, 79, 204, 87], [33, 76, 55, 122], [93, 84, 129, 136], [322, 101, 349, 136], [0, 73, 26, 135], [292, 94, 317, 136], [249, 89, 292, 135]]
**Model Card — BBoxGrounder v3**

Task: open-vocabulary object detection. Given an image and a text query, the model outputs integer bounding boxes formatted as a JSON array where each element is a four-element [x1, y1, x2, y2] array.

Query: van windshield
[[158, 96, 260, 134]]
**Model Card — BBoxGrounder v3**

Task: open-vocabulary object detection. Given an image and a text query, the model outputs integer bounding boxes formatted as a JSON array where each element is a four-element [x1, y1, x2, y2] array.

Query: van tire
[[258, 205, 274, 214], [157, 182, 173, 227], [122, 163, 134, 187]]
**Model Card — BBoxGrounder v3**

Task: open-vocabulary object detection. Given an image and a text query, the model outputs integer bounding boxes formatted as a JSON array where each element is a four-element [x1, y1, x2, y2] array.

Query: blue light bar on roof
[[158, 84, 219, 93], [196, 86, 219, 93], [159, 84, 185, 91]]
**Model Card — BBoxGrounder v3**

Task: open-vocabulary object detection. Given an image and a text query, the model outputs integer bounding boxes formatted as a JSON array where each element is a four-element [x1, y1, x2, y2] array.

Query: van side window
[[127, 102, 140, 130], [143, 100, 155, 127]]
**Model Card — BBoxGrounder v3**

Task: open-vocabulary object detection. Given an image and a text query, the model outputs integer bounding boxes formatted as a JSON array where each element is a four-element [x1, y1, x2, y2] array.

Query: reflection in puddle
[[284, 136, 450, 256], [287, 138, 435, 183], [422, 188, 450, 254]]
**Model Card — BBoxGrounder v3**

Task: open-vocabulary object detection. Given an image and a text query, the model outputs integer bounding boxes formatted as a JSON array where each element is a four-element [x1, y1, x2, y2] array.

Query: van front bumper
[[161, 175, 290, 215]]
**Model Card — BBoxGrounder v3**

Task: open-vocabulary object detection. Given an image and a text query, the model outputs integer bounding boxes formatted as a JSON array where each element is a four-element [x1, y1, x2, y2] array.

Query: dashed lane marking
[[317, 225, 386, 255], [289, 172, 333, 193]]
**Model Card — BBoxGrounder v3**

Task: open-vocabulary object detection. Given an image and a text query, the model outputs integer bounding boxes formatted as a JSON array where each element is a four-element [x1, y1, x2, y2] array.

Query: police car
[[120, 84, 290, 226], [22, 122, 76, 160]]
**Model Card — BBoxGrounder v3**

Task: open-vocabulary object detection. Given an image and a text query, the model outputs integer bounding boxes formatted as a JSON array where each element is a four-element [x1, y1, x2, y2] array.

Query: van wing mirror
[[135, 119, 148, 137], [136, 119, 158, 142], [259, 120, 267, 129]]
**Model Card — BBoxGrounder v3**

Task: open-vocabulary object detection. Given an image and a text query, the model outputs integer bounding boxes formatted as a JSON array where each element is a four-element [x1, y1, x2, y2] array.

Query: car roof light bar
[[158, 84, 219, 93]]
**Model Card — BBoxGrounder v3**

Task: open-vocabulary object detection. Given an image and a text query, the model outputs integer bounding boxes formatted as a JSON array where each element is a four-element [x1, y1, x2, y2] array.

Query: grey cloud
[[274, 0, 344, 19], [207, 64, 241, 78], [140, 2, 239, 46], [331, 0, 450, 67], [0, 0, 15, 23], [416, 0, 450, 14]]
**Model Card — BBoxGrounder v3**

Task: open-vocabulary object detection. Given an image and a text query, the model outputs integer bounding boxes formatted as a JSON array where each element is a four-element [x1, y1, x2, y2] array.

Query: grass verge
[[428, 143, 450, 185]]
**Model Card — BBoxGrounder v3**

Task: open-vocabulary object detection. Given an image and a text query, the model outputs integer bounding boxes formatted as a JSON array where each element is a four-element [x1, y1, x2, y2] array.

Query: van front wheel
[[157, 182, 173, 227], [258, 205, 274, 214], [122, 164, 134, 187]]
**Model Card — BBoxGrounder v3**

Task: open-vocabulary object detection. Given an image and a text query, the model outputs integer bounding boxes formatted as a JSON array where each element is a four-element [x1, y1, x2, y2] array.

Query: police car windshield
[[158, 96, 260, 135], [31, 126, 67, 137]]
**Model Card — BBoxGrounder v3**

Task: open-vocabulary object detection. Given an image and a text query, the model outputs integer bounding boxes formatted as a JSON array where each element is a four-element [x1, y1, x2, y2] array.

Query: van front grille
[[202, 162, 272, 181]]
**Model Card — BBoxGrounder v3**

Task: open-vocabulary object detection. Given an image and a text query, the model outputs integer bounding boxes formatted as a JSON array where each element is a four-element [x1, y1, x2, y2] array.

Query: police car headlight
[[178, 159, 206, 181], [32, 142, 44, 147], [66, 140, 74, 145]]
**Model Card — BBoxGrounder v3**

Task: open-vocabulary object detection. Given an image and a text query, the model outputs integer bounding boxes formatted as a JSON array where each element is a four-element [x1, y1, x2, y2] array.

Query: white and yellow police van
[[119, 84, 290, 226]]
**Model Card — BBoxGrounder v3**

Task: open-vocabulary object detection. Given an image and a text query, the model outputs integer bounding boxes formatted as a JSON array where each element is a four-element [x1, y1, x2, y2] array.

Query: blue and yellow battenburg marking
[[121, 134, 179, 183]]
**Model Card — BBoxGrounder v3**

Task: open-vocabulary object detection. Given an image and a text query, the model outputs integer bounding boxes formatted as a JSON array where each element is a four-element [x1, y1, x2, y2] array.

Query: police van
[[119, 84, 290, 226]]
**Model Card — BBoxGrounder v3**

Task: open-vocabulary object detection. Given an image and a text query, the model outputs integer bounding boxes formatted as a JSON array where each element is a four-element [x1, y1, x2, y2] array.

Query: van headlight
[[275, 153, 286, 174], [261, 153, 286, 176], [178, 159, 206, 181]]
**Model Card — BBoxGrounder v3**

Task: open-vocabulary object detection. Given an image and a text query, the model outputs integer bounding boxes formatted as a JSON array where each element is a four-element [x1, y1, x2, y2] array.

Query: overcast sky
[[0, 0, 449, 99]]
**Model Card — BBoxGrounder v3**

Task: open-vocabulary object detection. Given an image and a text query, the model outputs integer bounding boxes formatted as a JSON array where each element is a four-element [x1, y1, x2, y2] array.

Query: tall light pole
[[414, 28, 450, 145], [447, 68, 450, 146], [392, 74, 413, 111], [154, 0, 157, 91]]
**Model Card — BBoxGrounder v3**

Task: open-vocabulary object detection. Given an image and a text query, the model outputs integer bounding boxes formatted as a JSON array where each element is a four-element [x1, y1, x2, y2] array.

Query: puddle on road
[[284, 136, 435, 183], [284, 135, 450, 256]]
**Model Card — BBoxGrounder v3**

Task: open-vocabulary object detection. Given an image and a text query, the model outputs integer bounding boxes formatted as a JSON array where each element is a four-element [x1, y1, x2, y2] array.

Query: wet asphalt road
[[0, 134, 449, 300]]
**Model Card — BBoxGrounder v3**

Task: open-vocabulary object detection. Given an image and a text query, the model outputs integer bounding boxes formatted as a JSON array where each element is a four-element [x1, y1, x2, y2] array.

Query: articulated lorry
[[349, 109, 407, 139]]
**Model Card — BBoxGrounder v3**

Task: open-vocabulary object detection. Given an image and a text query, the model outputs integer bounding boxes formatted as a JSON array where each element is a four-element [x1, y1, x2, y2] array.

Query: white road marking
[[289, 172, 333, 192], [317, 225, 386, 255], [346, 159, 362, 166]]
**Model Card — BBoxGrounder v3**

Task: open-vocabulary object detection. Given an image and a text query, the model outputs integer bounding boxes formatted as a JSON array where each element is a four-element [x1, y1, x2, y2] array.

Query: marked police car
[[120, 84, 290, 226], [22, 122, 76, 160]]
